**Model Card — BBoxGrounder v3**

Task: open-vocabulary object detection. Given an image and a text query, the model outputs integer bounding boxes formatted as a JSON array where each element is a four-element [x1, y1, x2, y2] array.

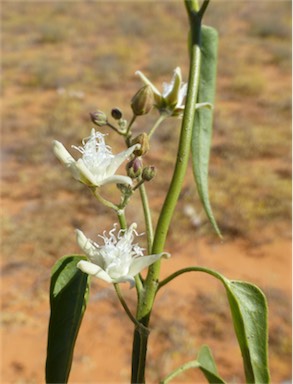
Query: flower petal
[[100, 174, 133, 186], [128, 252, 170, 277], [112, 275, 136, 288], [77, 260, 113, 283], [165, 67, 182, 105], [105, 144, 140, 176], [135, 70, 161, 98], [76, 229, 96, 257], [75, 159, 99, 186], [53, 140, 75, 167]]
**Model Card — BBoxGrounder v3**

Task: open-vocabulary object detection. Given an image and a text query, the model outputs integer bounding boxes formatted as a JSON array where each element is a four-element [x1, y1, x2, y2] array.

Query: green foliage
[[46, 255, 90, 384], [196, 345, 226, 383], [223, 279, 270, 383], [191, 25, 221, 237]]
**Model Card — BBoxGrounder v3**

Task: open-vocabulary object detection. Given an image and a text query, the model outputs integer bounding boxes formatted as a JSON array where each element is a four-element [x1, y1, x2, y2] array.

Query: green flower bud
[[90, 110, 107, 127], [142, 166, 156, 181], [131, 85, 154, 116], [131, 133, 150, 156], [126, 157, 143, 179]]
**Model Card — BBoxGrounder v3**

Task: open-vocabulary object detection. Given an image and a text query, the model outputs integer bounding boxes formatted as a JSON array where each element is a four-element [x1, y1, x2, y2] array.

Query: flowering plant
[[46, 1, 270, 383]]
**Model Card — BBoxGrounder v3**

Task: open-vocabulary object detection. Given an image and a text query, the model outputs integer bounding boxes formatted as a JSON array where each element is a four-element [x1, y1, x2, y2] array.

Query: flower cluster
[[76, 223, 169, 286]]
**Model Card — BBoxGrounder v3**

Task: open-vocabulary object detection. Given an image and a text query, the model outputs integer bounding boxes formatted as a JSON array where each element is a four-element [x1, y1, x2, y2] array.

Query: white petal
[[177, 83, 188, 106], [105, 144, 140, 176], [135, 70, 161, 97], [77, 260, 113, 283], [100, 174, 133, 186], [112, 275, 136, 288], [165, 67, 183, 105], [128, 252, 170, 277], [76, 229, 96, 258], [53, 140, 75, 167], [75, 159, 99, 186]]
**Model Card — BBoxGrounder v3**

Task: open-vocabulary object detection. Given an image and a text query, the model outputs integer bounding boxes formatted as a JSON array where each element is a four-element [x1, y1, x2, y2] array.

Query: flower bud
[[142, 166, 156, 182], [90, 110, 107, 127], [131, 133, 150, 157], [126, 157, 143, 179], [131, 85, 154, 116], [111, 108, 123, 120]]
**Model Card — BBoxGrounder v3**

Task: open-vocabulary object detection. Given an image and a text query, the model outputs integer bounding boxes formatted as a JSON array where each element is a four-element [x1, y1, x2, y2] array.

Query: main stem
[[131, 7, 204, 382]]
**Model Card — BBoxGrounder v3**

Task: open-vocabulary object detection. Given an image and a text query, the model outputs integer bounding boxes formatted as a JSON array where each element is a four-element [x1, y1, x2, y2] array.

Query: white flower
[[53, 129, 140, 187], [76, 223, 170, 287], [135, 67, 187, 117]]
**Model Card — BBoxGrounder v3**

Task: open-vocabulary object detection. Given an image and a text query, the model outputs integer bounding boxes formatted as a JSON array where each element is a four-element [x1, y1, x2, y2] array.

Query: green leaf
[[191, 25, 221, 237], [196, 345, 227, 383], [223, 279, 270, 383], [46, 255, 90, 383], [196, 268, 270, 383]]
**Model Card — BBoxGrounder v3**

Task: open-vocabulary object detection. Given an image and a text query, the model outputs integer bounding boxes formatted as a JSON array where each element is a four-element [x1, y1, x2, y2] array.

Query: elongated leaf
[[222, 279, 270, 383], [191, 25, 221, 237], [196, 345, 226, 383], [46, 255, 90, 383]]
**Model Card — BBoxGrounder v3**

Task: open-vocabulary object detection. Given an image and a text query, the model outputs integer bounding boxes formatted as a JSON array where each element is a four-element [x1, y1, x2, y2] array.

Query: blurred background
[[2, 1, 291, 383]]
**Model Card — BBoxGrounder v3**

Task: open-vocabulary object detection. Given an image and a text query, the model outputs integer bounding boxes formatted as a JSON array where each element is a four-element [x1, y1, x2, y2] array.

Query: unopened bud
[[111, 108, 123, 120], [131, 133, 150, 156], [90, 110, 107, 127], [131, 85, 154, 116], [142, 166, 156, 181], [126, 157, 143, 179]]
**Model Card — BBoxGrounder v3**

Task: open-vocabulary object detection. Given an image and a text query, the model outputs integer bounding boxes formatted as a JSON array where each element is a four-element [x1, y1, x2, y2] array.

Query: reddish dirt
[[1, 1, 291, 383]]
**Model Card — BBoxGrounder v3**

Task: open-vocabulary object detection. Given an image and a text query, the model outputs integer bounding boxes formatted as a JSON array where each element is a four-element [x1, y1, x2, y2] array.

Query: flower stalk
[[130, 2, 210, 381]]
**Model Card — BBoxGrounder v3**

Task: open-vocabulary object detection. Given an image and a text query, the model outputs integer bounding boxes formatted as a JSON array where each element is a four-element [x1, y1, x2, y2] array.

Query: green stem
[[117, 209, 127, 229], [139, 183, 154, 254], [184, 0, 200, 13], [131, 16, 203, 384], [148, 115, 166, 140], [158, 266, 224, 290], [126, 114, 137, 141], [91, 187, 119, 211], [142, 24, 202, 318], [130, 2, 211, 381], [114, 284, 149, 334], [160, 360, 199, 384]]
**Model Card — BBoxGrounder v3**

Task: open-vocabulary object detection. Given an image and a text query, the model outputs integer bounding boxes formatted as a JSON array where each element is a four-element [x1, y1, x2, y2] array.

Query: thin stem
[[148, 115, 166, 140], [114, 284, 149, 334], [139, 183, 154, 254], [198, 0, 210, 19], [117, 209, 127, 229], [158, 266, 224, 290], [106, 121, 122, 135], [160, 360, 199, 384], [91, 187, 119, 211], [126, 114, 137, 140], [133, 179, 145, 191], [184, 0, 200, 13], [140, 30, 202, 319]]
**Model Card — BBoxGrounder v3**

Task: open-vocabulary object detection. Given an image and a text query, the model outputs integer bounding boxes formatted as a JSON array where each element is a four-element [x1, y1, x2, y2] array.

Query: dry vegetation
[[1, 1, 291, 383]]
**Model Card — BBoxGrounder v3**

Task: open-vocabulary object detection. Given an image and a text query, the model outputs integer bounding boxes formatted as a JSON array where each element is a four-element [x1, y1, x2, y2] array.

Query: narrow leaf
[[46, 255, 90, 383], [191, 25, 221, 236], [197, 345, 226, 383]]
